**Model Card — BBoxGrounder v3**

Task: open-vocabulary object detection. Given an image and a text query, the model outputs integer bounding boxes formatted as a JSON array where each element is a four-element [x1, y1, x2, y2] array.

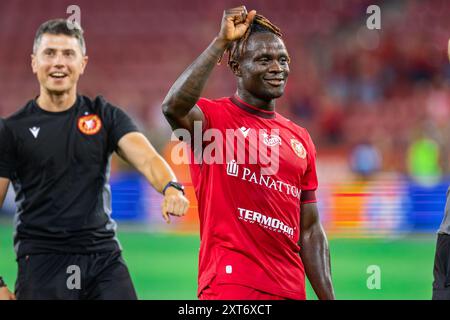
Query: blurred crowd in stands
[[1, 0, 449, 180]]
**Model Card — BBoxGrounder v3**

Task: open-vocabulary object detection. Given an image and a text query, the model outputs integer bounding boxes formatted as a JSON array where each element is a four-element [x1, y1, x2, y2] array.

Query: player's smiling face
[[237, 32, 290, 101], [31, 33, 88, 95]]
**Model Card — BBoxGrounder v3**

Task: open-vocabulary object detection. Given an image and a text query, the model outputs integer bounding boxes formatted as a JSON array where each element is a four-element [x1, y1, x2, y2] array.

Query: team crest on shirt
[[78, 114, 102, 135], [290, 139, 307, 159]]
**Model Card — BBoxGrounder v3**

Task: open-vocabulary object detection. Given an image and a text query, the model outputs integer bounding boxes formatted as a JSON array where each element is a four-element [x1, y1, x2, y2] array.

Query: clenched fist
[[218, 5, 256, 43], [161, 187, 189, 223]]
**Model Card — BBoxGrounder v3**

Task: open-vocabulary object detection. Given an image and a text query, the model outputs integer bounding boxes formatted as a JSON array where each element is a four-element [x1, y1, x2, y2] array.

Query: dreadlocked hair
[[218, 14, 283, 67]]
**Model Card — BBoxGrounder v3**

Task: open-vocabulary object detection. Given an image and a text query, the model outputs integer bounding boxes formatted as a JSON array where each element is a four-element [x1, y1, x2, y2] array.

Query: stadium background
[[1, 0, 449, 299]]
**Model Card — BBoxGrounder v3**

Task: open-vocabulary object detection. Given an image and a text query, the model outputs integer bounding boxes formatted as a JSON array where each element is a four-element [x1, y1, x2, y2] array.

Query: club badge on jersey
[[78, 114, 102, 135], [290, 139, 307, 159]]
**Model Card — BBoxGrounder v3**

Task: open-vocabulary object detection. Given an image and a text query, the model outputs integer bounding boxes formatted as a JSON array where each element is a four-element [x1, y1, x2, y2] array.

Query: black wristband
[[163, 181, 185, 195]]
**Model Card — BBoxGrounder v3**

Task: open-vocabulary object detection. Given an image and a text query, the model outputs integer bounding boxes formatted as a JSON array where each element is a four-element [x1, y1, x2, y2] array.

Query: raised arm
[[161, 6, 256, 134], [117, 132, 189, 223], [299, 202, 335, 300]]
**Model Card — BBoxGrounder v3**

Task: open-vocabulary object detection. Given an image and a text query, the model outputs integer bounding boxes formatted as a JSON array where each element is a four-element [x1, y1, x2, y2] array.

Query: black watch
[[0, 276, 6, 288], [163, 181, 185, 195]]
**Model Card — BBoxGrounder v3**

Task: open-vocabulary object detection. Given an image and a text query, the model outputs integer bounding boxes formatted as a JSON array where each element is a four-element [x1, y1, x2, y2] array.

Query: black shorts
[[15, 251, 137, 300], [432, 233, 450, 300]]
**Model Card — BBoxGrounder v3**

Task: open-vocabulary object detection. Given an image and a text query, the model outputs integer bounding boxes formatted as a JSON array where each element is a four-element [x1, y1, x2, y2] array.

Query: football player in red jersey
[[163, 6, 335, 300]]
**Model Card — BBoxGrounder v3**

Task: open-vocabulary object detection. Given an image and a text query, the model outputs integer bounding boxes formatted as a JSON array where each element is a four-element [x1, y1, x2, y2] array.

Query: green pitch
[[0, 224, 435, 299]]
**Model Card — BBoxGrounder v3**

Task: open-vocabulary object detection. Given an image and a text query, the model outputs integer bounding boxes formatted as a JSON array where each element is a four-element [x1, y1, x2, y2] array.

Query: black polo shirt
[[0, 95, 139, 258]]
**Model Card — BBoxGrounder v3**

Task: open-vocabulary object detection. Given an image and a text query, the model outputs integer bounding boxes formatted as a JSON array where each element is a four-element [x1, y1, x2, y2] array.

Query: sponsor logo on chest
[[226, 161, 301, 199], [238, 207, 295, 238], [262, 132, 282, 147], [29, 126, 40, 138], [239, 126, 250, 138]]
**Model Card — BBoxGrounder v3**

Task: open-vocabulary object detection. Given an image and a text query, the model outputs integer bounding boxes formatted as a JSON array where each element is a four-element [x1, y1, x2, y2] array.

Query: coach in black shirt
[[0, 19, 189, 300]]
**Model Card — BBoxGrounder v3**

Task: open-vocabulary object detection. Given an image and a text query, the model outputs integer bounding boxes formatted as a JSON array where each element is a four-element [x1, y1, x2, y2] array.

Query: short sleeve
[[300, 131, 318, 204], [196, 98, 216, 131], [0, 120, 16, 179], [105, 104, 139, 151]]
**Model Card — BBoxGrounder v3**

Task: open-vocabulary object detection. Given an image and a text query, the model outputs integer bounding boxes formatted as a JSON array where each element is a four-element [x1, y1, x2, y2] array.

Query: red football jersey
[[190, 95, 318, 300]]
